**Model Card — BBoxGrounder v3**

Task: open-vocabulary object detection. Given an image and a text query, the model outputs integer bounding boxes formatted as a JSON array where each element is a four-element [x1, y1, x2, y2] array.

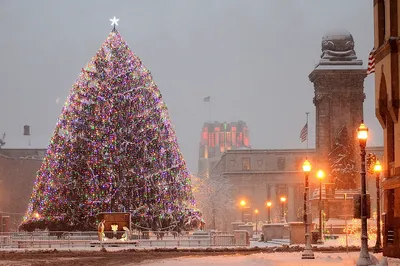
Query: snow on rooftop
[[323, 29, 352, 39], [314, 64, 366, 70]]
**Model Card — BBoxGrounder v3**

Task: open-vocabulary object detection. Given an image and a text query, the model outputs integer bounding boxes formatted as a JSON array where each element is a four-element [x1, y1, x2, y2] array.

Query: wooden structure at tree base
[[97, 212, 131, 239]]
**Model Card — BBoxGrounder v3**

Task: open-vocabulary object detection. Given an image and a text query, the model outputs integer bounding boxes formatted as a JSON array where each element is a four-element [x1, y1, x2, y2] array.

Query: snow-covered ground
[[2, 238, 399, 265], [134, 252, 397, 266]]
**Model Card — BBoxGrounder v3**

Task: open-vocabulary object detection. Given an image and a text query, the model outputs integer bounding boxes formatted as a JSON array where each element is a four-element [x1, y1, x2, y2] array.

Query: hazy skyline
[[0, 1, 379, 173]]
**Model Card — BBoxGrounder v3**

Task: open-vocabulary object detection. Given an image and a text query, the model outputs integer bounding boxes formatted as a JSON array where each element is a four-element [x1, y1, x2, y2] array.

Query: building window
[[237, 132, 243, 147], [242, 157, 251, 171], [377, 0, 385, 46], [219, 132, 224, 143], [226, 132, 232, 149], [210, 133, 215, 147], [277, 157, 286, 170]]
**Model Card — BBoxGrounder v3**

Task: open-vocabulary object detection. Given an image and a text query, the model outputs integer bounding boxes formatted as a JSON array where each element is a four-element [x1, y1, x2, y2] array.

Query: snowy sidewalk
[[133, 252, 397, 266]]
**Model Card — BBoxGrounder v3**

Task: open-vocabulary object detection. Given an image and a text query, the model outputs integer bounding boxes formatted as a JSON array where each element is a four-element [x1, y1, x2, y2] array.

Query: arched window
[[377, 0, 386, 46]]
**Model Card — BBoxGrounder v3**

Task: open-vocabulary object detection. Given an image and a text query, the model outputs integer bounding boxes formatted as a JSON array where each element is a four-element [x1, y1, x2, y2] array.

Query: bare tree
[[192, 173, 235, 230], [366, 153, 377, 176], [329, 124, 357, 190]]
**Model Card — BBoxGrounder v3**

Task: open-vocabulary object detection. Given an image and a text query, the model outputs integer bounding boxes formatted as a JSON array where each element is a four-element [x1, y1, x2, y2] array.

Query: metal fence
[[0, 230, 249, 249]]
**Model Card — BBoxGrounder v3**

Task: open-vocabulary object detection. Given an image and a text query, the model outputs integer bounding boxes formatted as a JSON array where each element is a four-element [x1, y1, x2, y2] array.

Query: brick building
[[0, 149, 45, 230], [373, 0, 400, 258]]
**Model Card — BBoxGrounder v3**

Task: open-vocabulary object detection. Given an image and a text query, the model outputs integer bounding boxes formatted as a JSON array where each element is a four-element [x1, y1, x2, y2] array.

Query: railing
[[0, 230, 250, 249], [0, 231, 99, 248], [211, 231, 236, 246]]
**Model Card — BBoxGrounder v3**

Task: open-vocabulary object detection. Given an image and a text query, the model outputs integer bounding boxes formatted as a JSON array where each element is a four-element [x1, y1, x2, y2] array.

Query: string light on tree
[[20, 18, 201, 232]]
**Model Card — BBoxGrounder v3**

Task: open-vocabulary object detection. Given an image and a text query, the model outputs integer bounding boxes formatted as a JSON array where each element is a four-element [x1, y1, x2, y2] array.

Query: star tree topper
[[110, 16, 119, 30]]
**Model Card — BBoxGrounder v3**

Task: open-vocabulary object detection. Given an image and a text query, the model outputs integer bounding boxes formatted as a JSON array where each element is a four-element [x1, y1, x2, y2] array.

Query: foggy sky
[[0, 0, 379, 173]]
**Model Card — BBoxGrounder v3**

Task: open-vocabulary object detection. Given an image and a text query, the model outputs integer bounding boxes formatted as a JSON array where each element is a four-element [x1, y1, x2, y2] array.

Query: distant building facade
[[198, 121, 249, 177], [210, 147, 383, 229], [211, 149, 314, 226], [0, 149, 45, 230], [373, 0, 400, 258]]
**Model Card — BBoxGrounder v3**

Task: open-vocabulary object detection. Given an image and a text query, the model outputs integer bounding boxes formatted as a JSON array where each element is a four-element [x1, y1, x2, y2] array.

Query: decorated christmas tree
[[328, 124, 358, 190], [20, 19, 200, 232]]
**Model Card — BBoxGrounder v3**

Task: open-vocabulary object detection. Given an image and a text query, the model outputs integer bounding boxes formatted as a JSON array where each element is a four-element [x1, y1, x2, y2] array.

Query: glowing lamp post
[[316, 169, 325, 244], [302, 158, 314, 259], [266, 201, 272, 224], [356, 122, 372, 266], [255, 209, 259, 235], [373, 160, 382, 253], [240, 200, 246, 223], [280, 196, 287, 223]]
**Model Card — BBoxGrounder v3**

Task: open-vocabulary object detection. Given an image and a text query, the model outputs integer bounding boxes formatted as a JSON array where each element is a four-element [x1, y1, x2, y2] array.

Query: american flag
[[300, 123, 307, 142], [367, 49, 375, 75], [203, 96, 210, 102]]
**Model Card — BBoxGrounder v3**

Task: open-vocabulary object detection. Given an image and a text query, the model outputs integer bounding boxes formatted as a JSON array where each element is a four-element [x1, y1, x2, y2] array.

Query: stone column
[[270, 184, 276, 203], [309, 30, 366, 190], [288, 184, 295, 222], [270, 184, 277, 222]]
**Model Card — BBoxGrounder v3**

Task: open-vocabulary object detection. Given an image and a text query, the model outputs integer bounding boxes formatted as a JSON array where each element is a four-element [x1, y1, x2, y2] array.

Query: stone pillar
[[288, 185, 295, 222], [309, 29, 366, 189], [270, 184, 276, 204], [270, 184, 277, 222]]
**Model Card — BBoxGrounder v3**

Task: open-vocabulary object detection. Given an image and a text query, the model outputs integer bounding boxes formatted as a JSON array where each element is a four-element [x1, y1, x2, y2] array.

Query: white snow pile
[[132, 252, 392, 266]]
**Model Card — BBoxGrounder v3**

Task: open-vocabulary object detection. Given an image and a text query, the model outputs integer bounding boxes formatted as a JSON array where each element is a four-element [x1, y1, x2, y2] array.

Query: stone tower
[[309, 29, 366, 190]]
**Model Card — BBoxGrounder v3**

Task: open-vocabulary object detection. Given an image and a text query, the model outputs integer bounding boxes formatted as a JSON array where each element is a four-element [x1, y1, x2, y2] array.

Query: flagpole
[[209, 98, 211, 122], [306, 112, 310, 149]]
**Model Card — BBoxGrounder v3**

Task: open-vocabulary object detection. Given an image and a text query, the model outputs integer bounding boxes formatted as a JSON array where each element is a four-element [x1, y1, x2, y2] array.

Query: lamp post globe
[[357, 122, 368, 148], [303, 159, 311, 173], [374, 160, 382, 172]]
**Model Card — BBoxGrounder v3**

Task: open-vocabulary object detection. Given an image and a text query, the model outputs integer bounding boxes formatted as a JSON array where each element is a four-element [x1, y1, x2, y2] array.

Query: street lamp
[[373, 160, 382, 253], [255, 209, 259, 235], [280, 196, 287, 223], [240, 200, 246, 223], [266, 201, 272, 224], [356, 121, 372, 266], [316, 169, 325, 244], [302, 158, 315, 259]]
